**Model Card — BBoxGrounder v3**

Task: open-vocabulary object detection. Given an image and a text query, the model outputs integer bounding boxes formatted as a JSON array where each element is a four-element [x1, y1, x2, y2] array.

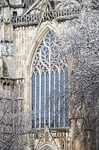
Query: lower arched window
[[32, 31, 68, 128]]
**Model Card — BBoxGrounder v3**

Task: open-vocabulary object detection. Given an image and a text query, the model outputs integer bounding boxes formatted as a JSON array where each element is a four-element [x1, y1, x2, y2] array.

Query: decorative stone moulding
[[12, 6, 82, 28]]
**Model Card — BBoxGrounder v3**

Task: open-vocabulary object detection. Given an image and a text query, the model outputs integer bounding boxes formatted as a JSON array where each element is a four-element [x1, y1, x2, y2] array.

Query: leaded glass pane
[[32, 31, 68, 128], [60, 71, 65, 127], [32, 74, 35, 111], [50, 72, 54, 127], [41, 73, 44, 128], [55, 71, 59, 127], [46, 72, 49, 123], [36, 73, 39, 128]]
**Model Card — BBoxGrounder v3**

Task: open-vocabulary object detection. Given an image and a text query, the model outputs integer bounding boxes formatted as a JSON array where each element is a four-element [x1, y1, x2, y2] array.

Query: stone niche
[[9, 0, 22, 6]]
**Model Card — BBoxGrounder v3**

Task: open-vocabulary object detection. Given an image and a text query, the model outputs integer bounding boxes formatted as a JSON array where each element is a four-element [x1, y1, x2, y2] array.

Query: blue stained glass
[[55, 72, 59, 127], [60, 71, 64, 92], [46, 73, 49, 122], [32, 74, 35, 128], [41, 73, 44, 128], [45, 35, 50, 46], [36, 74, 39, 128], [60, 71, 65, 127], [32, 74, 35, 110], [65, 71, 69, 126], [50, 72, 54, 127]]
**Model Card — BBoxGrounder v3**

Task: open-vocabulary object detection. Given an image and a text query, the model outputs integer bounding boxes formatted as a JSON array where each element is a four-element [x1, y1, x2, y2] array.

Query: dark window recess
[[50, 1, 54, 9], [13, 11, 17, 17]]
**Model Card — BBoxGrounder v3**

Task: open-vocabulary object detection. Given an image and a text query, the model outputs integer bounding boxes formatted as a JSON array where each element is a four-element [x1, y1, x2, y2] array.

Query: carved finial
[[38, 0, 55, 24], [45, 132, 49, 141], [2, 0, 9, 7]]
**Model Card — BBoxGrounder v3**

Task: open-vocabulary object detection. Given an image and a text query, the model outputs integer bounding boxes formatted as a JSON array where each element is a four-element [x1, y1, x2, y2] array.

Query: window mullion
[[54, 72, 55, 127], [64, 71, 65, 127], [35, 74, 36, 128], [49, 45, 51, 127], [59, 71, 60, 127], [44, 72, 46, 127], [39, 73, 41, 128], [49, 71, 51, 127]]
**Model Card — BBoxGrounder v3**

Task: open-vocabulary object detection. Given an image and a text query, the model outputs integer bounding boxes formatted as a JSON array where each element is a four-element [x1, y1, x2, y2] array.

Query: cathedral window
[[32, 31, 68, 128]]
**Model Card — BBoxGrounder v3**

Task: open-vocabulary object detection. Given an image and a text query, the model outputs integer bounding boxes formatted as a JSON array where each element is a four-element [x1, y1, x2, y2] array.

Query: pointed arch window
[[32, 31, 68, 128]]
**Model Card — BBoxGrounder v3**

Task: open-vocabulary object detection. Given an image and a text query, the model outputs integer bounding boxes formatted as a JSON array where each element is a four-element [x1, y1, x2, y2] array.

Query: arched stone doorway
[[37, 143, 58, 150]]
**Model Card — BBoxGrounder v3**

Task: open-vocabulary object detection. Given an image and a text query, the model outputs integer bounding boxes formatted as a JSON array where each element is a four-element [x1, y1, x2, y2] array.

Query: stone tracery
[[32, 31, 68, 128]]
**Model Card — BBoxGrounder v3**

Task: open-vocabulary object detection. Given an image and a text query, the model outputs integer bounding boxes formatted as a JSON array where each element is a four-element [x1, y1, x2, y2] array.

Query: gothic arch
[[37, 143, 58, 150], [31, 30, 68, 128], [26, 22, 57, 74]]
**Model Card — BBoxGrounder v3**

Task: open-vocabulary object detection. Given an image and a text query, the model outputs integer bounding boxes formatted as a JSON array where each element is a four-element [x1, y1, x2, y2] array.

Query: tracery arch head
[[32, 30, 67, 73], [32, 31, 68, 128]]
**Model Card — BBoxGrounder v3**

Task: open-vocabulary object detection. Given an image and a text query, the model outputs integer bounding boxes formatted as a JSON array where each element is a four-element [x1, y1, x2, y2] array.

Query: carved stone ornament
[[2, 0, 9, 7], [45, 132, 49, 142], [12, 0, 83, 28], [38, 0, 55, 23], [36, 126, 59, 150], [60, 139, 64, 149], [3, 18, 11, 24], [0, 42, 13, 56]]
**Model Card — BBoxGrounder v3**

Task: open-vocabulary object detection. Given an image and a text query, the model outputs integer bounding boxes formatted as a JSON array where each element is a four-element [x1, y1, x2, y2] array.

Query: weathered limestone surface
[[9, 0, 22, 5]]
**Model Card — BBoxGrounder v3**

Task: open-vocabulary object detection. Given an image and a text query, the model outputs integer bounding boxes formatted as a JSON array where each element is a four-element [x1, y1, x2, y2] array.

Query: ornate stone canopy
[[12, 0, 82, 28], [36, 126, 59, 150]]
